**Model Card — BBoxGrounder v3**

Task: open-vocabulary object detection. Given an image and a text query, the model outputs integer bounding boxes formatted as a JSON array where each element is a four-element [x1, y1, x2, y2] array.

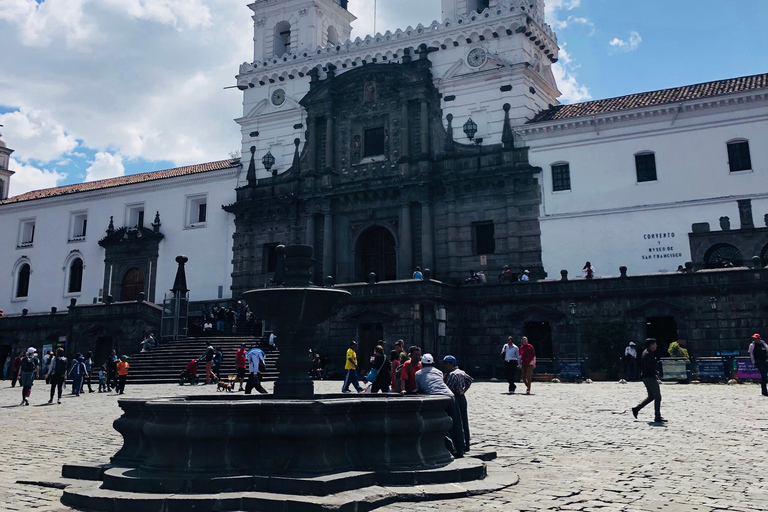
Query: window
[[185, 194, 208, 228], [69, 211, 88, 241], [327, 26, 338, 46], [15, 263, 30, 299], [17, 219, 35, 248], [551, 163, 571, 192], [263, 243, 280, 273], [468, 0, 490, 13], [363, 127, 386, 158], [474, 222, 495, 255], [635, 152, 657, 183], [126, 204, 145, 228], [274, 21, 291, 57], [68, 258, 83, 294], [727, 140, 752, 172]]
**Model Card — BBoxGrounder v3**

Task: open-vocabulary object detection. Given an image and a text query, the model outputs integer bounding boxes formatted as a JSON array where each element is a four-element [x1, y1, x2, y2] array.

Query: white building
[[1, 0, 767, 315]]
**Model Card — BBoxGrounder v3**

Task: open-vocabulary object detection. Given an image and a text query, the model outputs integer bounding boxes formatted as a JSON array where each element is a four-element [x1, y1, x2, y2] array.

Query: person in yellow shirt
[[116, 356, 129, 395], [341, 340, 363, 393]]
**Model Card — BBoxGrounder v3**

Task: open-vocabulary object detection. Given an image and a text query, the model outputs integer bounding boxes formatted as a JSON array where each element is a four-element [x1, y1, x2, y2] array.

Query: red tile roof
[[528, 73, 768, 124], [0, 159, 241, 205]]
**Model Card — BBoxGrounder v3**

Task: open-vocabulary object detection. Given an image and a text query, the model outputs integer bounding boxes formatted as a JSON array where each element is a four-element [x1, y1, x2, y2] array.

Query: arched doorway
[[359, 226, 397, 282], [121, 267, 145, 302], [704, 243, 744, 268]]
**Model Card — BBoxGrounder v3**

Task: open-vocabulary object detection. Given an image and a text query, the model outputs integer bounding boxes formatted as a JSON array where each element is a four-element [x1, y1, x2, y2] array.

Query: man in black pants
[[632, 338, 666, 423], [500, 337, 520, 393]]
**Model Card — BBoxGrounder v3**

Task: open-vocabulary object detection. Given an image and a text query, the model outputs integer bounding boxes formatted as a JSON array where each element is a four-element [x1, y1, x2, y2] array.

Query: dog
[[217, 381, 233, 392]]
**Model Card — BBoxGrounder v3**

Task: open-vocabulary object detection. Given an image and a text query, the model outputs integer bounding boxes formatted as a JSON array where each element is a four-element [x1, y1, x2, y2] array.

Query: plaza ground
[[0, 379, 765, 512]]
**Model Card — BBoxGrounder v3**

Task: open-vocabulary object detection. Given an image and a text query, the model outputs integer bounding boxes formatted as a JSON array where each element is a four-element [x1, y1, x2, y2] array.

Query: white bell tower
[[249, 0, 355, 63], [0, 126, 14, 200]]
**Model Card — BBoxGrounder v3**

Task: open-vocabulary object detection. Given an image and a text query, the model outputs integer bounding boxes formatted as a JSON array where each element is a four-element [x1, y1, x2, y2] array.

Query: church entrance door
[[359, 227, 396, 282], [121, 267, 145, 302]]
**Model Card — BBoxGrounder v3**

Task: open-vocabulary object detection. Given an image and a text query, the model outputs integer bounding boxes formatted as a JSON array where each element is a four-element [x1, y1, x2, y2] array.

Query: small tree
[[668, 340, 689, 360]]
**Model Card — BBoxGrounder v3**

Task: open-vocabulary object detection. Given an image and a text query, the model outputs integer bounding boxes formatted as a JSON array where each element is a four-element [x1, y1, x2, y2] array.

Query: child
[[98, 363, 108, 392], [116, 356, 129, 395]]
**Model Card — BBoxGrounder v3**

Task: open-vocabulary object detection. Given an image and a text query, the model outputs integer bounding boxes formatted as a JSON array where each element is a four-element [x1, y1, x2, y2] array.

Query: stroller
[[179, 359, 199, 385]]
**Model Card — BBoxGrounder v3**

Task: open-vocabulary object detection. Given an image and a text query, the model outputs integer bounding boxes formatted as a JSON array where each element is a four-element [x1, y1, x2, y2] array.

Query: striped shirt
[[444, 368, 473, 396]]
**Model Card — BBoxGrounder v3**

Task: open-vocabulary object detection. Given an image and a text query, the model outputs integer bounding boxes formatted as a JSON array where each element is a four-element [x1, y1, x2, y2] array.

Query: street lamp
[[262, 151, 277, 196], [710, 296, 721, 358], [463, 117, 481, 144]]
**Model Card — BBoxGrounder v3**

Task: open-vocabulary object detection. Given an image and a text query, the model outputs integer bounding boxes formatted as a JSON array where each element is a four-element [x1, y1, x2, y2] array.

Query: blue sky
[[0, 0, 766, 195]]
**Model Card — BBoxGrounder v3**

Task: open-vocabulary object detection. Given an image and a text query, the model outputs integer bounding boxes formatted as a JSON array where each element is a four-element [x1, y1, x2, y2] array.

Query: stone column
[[420, 99, 429, 157], [307, 117, 316, 172], [399, 203, 412, 279], [323, 212, 334, 280], [421, 201, 434, 274], [400, 101, 410, 160], [325, 116, 334, 170], [305, 215, 315, 246], [336, 215, 351, 284]]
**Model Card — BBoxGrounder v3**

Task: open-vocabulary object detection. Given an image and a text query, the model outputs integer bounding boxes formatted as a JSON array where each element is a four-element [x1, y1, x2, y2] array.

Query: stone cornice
[[237, 2, 558, 89], [518, 89, 768, 138]]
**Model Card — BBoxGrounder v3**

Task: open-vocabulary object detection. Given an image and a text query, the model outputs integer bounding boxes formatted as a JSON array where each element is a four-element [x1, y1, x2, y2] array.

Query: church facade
[[1, 0, 768, 373]]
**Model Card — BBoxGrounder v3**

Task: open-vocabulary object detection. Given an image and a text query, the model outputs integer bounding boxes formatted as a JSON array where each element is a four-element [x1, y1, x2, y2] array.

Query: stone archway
[[358, 226, 397, 282], [704, 243, 744, 268], [121, 267, 145, 302]]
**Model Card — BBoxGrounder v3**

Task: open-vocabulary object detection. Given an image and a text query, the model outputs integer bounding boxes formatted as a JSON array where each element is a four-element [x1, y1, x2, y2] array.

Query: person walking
[[98, 363, 108, 393], [46, 349, 68, 404], [235, 344, 248, 391], [82, 352, 94, 393], [116, 356, 129, 395], [624, 341, 638, 381], [519, 337, 536, 394], [107, 350, 118, 391], [42, 351, 53, 384], [245, 347, 268, 394], [631, 339, 666, 423], [10, 352, 23, 388], [500, 336, 520, 393], [748, 333, 768, 396], [18, 348, 40, 406], [399, 346, 422, 395], [202, 344, 215, 384], [68, 355, 87, 397], [212, 347, 223, 381], [443, 355, 473, 453], [341, 341, 363, 393], [414, 354, 465, 458]]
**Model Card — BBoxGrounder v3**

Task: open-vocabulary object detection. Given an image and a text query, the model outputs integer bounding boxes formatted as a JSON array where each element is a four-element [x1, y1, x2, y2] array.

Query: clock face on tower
[[466, 48, 487, 68], [271, 89, 286, 106]]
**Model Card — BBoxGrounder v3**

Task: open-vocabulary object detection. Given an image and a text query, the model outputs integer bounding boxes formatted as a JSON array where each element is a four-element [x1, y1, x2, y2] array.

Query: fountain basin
[[110, 394, 454, 484]]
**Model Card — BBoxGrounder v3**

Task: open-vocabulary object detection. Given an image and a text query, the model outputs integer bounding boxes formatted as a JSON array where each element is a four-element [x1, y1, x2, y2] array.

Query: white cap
[[27, 347, 36, 354], [421, 353, 435, 364]]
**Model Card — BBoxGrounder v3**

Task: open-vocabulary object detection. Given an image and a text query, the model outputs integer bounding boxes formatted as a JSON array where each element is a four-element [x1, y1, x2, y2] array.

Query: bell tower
[[249, 0, 355, 63], [0, 126, 14, 200]]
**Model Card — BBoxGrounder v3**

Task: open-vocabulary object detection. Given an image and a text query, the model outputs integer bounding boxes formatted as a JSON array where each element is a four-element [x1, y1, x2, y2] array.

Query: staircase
[[118, 336, 279, 384]]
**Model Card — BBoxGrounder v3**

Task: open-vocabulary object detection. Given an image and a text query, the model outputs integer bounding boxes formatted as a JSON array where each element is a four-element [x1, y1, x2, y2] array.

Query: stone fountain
[[60, 245, 517, 511]]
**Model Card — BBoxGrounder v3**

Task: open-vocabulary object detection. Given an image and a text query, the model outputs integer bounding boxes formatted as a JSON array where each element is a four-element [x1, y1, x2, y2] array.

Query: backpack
[[20, 356, 37, 373], [53, 358, 68, 376]]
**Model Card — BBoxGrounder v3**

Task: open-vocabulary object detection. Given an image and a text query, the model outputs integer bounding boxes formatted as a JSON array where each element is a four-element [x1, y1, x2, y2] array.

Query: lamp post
[[569, 302, 581, 379], [709, 296, 721, 357], [262, 151, 276, 195]]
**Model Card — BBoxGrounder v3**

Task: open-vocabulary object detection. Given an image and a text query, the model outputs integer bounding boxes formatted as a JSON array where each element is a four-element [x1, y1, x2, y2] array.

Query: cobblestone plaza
[[0, 380, 765, 512]]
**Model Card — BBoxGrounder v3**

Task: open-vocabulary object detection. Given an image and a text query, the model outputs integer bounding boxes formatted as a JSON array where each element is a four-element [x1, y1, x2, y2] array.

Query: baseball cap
[[421, 353, 435, 365], [27, 347, 36, 354], [629, 342, 636, 346], [443, 355, 457, 365], [752, 333, 761, 339]]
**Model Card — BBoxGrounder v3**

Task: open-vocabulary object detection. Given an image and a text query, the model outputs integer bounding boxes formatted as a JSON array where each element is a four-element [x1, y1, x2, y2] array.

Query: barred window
[[727, 140, 752, 172], [551, 163, 571, 191], [635, 152, 657, 183]]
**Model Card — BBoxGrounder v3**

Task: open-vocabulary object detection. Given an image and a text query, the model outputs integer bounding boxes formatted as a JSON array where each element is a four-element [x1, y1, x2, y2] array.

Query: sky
[[0, 0, 766, 197]]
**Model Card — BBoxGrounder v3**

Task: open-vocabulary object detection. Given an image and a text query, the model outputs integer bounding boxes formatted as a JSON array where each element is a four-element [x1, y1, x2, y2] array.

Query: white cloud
[[609, 31, 642, 53], [7, 158, 67, 197], [545, 0, 583, 29], [552, 45, 591, 104], [85, 152, 124, 182], [0, 109, 79, 163]]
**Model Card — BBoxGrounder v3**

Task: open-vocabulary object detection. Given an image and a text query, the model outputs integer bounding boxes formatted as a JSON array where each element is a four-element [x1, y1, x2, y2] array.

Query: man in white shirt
[[245, 347, 268, 394], [520, 270, 530, 282], [624, 341, 637, 381], [500, 337, 520, 393]]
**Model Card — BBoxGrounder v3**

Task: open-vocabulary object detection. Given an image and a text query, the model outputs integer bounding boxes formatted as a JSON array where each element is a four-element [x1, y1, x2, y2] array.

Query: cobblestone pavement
[[0, 378, 766, 511]]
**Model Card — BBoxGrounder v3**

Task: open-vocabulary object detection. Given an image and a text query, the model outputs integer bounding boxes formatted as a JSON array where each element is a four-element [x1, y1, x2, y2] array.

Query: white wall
[[0, 169, 239, 314], [521, 96, 768, 277]]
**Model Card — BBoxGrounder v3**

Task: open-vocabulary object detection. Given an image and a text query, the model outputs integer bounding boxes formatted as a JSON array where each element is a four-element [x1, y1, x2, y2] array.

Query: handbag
[[365, 356, 388, 383]]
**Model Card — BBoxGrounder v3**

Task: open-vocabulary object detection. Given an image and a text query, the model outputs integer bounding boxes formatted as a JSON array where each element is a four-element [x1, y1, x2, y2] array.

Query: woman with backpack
[[68, 354, 87, 397], [46, 348, 68, 404], [18, 348, 40, 406]]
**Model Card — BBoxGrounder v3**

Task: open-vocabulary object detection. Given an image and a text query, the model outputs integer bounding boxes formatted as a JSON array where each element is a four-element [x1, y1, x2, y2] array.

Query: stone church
[[1, 0, 767, 376]]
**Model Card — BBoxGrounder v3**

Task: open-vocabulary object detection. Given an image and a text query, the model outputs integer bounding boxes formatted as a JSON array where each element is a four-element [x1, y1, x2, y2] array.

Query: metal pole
[[173, 292, 181, 341]]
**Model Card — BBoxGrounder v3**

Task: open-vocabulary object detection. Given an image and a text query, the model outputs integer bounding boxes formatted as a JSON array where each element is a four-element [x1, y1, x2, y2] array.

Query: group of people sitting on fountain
[[342, 339, 473, 458]]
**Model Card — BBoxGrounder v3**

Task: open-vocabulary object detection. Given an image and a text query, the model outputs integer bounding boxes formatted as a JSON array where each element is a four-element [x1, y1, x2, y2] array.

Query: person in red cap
[[749, 334, 768, 396]]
